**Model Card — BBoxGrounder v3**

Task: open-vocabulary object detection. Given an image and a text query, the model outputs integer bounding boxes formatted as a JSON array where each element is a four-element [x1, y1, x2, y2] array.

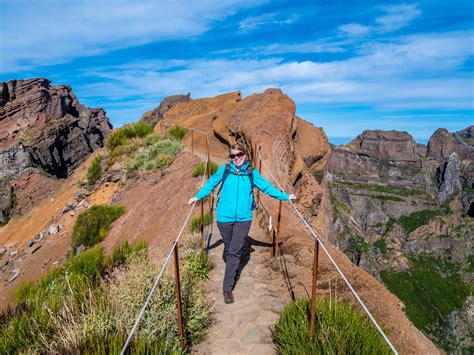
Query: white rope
[[121, 129, 210, 354], [257, 150, 398, 355]]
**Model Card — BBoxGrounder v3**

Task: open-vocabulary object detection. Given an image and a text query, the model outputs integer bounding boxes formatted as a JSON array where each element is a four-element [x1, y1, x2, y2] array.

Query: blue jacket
[[195, 161, 289, 222]]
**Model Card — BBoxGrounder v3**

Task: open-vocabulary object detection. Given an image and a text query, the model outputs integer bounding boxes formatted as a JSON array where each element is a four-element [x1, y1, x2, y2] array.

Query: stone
[[437, 153, 462, 204], [0, 245, 6, 256], [74, 188, 92, 201], [69, 211, 75, 216], [48, 223, 61, 235], [8, 270, 20, 283], [63, 201, 76, 213], [0, 180, 13, 225], [75, 244, 86, 256]]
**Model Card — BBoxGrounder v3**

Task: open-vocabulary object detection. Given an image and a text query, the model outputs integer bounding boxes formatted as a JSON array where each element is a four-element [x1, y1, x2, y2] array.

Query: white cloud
[[0, 0, 262, 73], [79, 30, 474, 119], [238, 12, 300, 32], [338, 23, 371, 37], [375, 3, 421, 32]]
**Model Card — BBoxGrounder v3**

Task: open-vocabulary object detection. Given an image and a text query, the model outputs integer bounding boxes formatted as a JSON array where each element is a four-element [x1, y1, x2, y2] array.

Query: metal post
[[200, 201, 204, 250], [310, 240, 320, 336], [191, 130, 194, 154], [173, 243, 185, 349], [275, 200, 283, 257]]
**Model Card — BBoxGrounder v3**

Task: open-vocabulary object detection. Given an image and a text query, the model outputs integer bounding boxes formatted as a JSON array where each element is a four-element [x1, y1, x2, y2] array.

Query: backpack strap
[[217, 164, 231, 196]]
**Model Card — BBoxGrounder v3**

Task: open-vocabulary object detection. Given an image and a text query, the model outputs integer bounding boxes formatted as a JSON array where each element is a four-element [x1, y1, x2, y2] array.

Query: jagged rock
[[428, 127, 474, 161], [346, 130, 420, 163], [0, 245, 6, 256], [0, 180, 14, 224], [141, 93, 191, 125], [75, 244, 86, 256], [74, 188, 92, 201], [62, 201, 76, 213], [0, 78, 112, 224], [106, 170, 122, 183], [437, 153, 462, 204]]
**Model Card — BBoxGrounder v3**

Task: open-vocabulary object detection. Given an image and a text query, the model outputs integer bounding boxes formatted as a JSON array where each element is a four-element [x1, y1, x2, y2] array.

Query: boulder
[[0, 180, 13, 224]]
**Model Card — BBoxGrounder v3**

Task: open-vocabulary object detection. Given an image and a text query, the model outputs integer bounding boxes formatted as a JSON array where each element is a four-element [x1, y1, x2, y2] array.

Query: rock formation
[[141, 93, 191, 125], [0, 78, 112, 223], [326, 127, 473, 351]]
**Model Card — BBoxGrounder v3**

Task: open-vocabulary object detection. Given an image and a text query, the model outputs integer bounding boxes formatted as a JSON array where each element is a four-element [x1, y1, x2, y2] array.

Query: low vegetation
[[0, 240, 213, 353], [106, 121, 154, 150], [71, 205, 126, 250], [86, 154, 103, 185], [189, 212, 212, 233], [380, 255, 472, 351], [373, 239, 387, 254], [335, 180, 425, 197], [125, 139, 181, 175], [192, 161, 219, 177], [273, 298, 391, 354], [167, 125, 188, 140], [397, 209, 441, 234]]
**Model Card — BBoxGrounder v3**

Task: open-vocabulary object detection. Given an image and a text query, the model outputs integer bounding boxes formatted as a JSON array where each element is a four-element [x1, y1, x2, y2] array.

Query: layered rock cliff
[[326, 127, 473, 351], [0, 78, 112, 223]]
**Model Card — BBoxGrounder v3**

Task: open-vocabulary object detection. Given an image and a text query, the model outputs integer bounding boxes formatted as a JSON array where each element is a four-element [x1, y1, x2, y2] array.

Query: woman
[[188, 143, 296, 304]]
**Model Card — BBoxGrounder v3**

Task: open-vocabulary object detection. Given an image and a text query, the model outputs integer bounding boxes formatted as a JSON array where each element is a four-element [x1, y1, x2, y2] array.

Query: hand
[[188, 197, 198, 205], [289, 194, 297, 201]]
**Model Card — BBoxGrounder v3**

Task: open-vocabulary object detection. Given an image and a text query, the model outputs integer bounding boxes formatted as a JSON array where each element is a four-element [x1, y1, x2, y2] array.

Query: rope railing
[[121, 126, 210, 354], [255, 147, 398, 355]]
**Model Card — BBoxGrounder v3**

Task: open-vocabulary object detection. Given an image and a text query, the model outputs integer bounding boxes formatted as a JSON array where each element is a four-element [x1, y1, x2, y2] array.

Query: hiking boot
[[223, 291, 234, 304]]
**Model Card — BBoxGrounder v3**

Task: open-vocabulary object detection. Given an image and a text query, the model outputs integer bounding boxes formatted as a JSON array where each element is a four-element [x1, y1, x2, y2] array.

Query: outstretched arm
[[194, 164, 226, 201], [253, 169, 290, 201]]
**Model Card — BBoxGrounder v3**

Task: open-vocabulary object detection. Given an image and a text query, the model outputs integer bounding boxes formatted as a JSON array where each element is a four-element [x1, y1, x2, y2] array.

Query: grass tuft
[[106, 121, 154, 150], [189, 212, 212, 233], [86, 155, 103, 185], [273, 298, 391, 354], [192, 161, 219, 177], [71, 205, 126, 250], [167, 126, 188, 140]]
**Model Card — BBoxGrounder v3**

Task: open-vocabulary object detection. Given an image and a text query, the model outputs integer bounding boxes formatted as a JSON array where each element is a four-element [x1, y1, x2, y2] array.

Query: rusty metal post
[[191, 130, 194, 154], [173, 243, 185, 348], [200, 200, 204, 250], [274, 200, 283, 257], [310, 240, 320, 336]]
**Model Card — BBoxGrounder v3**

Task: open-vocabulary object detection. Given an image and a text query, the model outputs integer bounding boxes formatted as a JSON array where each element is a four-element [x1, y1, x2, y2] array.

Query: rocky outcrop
[[0, 180, 14, 224], [0, 78, 112, 222], [141, 93, 191, 125], [437, 153, 462, 204], [428, 127, 474, 162]]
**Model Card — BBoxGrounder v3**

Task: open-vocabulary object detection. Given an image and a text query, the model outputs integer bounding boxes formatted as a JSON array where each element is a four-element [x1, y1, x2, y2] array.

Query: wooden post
[[275, 200, 283, 257], [200, 201, 204, 250], [310, 240, 320, 336], [173, 243, 185, 348], [191, 130, 194, 154]]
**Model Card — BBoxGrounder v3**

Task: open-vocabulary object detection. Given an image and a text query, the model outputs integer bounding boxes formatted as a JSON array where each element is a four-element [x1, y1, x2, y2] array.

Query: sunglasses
[[229, 152, 245, 159]]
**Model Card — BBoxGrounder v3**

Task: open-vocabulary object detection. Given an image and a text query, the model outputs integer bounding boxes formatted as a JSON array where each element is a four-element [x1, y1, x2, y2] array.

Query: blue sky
[[1, 0, 473, 144]]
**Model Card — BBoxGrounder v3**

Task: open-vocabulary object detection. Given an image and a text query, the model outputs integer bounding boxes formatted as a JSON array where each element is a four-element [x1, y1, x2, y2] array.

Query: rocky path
[[193, 218, 292, 354]]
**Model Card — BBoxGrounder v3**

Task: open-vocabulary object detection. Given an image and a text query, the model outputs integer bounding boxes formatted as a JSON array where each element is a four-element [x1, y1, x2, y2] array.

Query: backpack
[[217, 164, 258, 211]]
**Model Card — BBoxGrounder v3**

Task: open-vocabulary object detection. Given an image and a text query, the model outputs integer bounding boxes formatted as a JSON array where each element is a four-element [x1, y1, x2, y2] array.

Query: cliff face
[[0, 78, 112, 223], [326, 128, 473, 351]]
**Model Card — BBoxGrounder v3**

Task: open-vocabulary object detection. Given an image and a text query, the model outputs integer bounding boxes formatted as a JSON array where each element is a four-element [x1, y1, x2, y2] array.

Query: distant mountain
[[326, 127, 473, 351]]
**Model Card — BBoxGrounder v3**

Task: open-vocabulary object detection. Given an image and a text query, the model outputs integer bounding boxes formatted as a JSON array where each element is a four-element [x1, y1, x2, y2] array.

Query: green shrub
[[167, 125, 188, 140], [184, 251, 214, 280], [86, 155, 103, 185], [373, 239, 387, 254], [380, 255, 471, 351], [71, 205, 126, 249], [192, 161, 219, 177], [335, 180, 425, 197], [106, 122, 154, 150], [273, 298, 391, 354], [396, 210, 440, 234], [125, 139, 181, 176], [189, 212, 212, 233]]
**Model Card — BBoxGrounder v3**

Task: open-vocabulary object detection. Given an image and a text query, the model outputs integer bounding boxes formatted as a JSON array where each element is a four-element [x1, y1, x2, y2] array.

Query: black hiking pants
[[216, 221, 252, 292]]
